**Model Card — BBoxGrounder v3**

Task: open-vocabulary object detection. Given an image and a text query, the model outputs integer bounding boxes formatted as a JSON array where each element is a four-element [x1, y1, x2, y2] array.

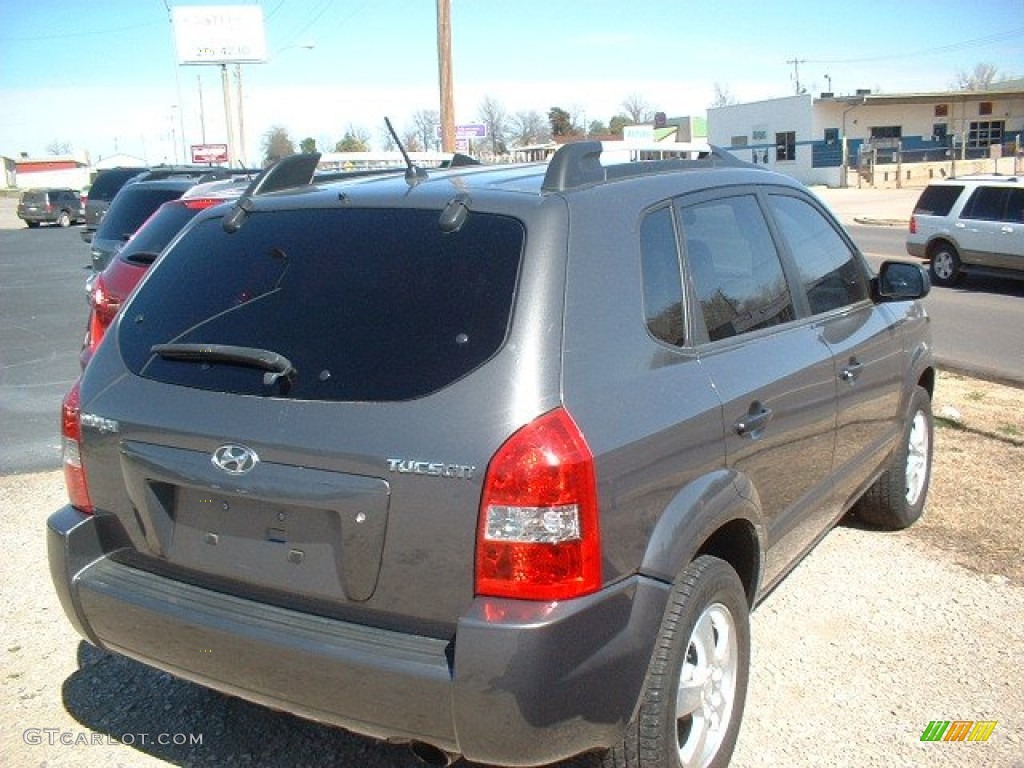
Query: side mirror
[[873, 261, 931, 301]]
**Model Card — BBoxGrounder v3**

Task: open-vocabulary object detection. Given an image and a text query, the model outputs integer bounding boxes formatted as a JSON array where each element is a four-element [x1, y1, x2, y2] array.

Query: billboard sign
[[172, 6, 267, 65], [191, 144, 229, 164]]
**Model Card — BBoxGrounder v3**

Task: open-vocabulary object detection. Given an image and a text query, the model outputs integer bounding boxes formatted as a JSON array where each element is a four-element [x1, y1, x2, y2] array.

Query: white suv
[[906, 175, 1024, 286]]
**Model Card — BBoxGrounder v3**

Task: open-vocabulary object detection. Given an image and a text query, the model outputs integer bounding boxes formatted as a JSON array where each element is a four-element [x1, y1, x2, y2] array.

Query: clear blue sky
[[1, 0, 1021, 164]]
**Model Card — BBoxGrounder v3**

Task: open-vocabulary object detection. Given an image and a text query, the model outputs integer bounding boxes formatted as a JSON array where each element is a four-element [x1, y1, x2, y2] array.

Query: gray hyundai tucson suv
[[49, 143, 934, 768]]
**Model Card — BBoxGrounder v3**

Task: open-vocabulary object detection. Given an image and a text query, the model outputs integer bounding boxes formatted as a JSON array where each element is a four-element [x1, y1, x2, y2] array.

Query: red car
[[81, 180, 250, 367]]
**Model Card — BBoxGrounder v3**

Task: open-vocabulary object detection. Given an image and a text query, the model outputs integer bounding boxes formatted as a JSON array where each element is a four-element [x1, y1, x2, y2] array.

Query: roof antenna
[[385, 116, 428, 185]]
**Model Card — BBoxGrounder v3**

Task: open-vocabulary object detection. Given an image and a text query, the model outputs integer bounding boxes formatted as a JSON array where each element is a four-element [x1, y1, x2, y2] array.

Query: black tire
[[26, 221, 40, 228], [928, 243, 963, 287], [856, 386, 933, 530], [602, 556, 750, 768]]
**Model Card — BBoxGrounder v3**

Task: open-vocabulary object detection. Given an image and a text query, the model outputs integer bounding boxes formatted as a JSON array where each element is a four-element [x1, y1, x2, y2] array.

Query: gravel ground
[[2, 469, 1022, 768]]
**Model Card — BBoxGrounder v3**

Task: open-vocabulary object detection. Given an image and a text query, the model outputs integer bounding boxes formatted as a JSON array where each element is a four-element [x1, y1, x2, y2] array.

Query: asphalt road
[[0, 221, 91, 475], [0, 216, 1021, 476], [848, 224, 1024, 385]]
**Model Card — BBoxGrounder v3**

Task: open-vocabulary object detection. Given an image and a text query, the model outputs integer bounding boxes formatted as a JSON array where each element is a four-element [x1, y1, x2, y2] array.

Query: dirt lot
[[918, 371, 1024, 585]]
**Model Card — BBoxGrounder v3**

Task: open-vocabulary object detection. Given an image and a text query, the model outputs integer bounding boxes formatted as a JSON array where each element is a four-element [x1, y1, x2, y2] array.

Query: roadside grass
[[911, 371, 1024, 585]]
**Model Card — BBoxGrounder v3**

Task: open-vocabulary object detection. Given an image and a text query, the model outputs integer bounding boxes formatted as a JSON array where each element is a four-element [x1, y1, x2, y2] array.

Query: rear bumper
[[48, 506, 669, 766], [905, 241, 927, 259]]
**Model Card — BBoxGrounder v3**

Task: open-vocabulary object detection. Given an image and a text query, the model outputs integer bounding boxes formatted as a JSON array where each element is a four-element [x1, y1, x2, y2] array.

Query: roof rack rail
[[541, 141, 752, 193]]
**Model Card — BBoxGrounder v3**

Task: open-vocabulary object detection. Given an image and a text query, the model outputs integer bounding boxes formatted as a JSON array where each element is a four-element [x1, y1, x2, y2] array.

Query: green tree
[[548, 106, 575, 137], [587, 120, 608, 137], [335, 125, 370, 152], [608, 114, 631, 136], [300, 137, 317, 154], [262, 125, 295, 165]]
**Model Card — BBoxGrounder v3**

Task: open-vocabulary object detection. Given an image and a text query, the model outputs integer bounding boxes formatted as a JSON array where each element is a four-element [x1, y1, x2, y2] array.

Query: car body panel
[[49, 148, 933, 765]]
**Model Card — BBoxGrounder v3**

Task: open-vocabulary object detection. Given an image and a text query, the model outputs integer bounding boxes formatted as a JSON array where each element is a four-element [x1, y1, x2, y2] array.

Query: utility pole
[[787, 58, 807, 95], [436, 0, 455, 152]]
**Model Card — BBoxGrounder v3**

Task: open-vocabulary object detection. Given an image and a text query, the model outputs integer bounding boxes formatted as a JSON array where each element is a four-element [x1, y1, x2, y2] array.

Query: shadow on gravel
[[63, 642, 597, 768]]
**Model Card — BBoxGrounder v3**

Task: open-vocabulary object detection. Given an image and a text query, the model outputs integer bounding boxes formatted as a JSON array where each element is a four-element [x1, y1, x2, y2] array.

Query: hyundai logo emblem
[[211, 444, 259, 475]]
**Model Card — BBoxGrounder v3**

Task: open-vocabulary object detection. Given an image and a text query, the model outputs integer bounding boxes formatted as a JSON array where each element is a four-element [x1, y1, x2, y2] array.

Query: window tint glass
[[768, 194, 869, 314], [119, 203, 206, 264], [96, 187, 187, 240], [120, 208, 524, 402], [640, 206, 685, 346], [913, 185, 963, 216], [962, 186, 1009, 221], [680, 195, 795, 342], [1006, 189, 1024, 224]]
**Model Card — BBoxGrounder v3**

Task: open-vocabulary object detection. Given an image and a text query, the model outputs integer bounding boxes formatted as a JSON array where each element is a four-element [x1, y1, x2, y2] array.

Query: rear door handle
[[840, 358, 864, 383], [734, 401, 773, 438]]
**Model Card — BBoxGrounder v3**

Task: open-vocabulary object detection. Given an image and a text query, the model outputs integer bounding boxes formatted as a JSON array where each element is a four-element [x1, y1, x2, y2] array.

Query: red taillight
[[182, 197, 226, 210], [61, 382, 94, 514], [85, 274, 121, 360], [476, 408, 601, 601], [909, 216, 917, 235]]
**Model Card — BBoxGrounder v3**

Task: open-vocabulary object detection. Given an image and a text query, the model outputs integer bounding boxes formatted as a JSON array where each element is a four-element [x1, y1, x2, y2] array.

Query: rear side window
[[913, 185, 963, 216], [767, 194, 869, 314], [120, 207, 524, 402], [961, 186, 1010, 221], [680, 195, 795, 342], [640, 206, 686, 346]]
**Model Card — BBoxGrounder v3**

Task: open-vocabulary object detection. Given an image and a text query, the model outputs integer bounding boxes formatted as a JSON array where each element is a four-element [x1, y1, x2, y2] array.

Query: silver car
[[906, 175, 1024, 286]]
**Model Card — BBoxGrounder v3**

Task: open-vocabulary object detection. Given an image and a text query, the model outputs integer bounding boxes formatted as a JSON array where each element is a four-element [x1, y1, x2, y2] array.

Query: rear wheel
[[857, 386, 933, 529], [602, 556, 750, 768], [57, 210, 71, 228], [26, 221, 40, 228], [928, 243, 962, 287]]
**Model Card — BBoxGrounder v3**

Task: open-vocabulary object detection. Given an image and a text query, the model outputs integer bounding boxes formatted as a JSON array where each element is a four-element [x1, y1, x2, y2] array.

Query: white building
[[709, 87, 1024, 187]]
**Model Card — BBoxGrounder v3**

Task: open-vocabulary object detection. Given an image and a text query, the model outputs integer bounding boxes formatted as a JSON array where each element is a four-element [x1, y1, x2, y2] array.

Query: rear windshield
[[119, 207, 524, 402], [96, 187, 188, 241], [913, 185, 963, 216], [119, 201, 210, 265], [89, 169, 147, 202], [21, 191, 48, 205]]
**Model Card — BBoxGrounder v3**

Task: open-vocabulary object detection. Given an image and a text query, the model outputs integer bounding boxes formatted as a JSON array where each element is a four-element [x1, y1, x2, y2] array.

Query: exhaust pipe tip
[[409, 741, 460, 766]]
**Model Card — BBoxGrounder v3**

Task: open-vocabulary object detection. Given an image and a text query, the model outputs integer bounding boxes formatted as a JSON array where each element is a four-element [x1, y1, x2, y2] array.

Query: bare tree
[[46, 140, 72, 155], [477, 95, 509, 156], [621, 92, 654, 124], [411, 109, 440, 151], [509, 110, 550, 146], [402, 130, 423, 152], [711, 82, 737, 108], [953, 63, 999, 91]]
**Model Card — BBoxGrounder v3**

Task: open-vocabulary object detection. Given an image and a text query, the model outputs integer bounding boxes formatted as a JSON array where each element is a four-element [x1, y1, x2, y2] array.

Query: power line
[[804, 27, 1024, 65]]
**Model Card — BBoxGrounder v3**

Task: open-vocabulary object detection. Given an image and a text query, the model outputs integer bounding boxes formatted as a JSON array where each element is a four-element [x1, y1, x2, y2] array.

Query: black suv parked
[[50, 144, 934, 768], [16, 187, 83, 227]]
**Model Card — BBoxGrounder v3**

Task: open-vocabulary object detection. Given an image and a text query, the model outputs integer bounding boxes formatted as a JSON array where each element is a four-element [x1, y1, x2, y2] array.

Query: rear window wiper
[[150, 343, 296, 393]]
